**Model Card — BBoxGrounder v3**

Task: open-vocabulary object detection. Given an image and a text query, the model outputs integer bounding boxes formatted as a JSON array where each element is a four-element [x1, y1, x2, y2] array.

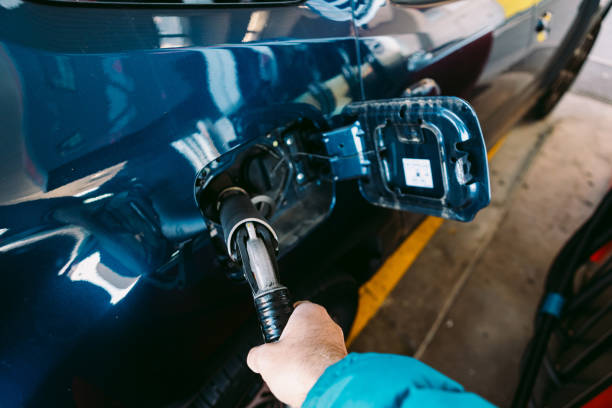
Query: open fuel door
[[323, 97, 490, 221]]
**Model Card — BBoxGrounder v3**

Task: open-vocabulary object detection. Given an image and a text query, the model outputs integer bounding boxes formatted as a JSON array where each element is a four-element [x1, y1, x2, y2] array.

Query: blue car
[[0, 0, 609, 406]]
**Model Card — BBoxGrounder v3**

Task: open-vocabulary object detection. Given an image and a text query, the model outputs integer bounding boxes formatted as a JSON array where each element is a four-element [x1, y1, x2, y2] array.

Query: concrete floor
[[350, 16, 612, 407]]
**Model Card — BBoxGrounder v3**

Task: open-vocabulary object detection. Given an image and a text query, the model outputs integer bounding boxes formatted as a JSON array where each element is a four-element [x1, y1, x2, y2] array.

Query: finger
[[246, 345, 264, 373], [293, 300, 311, 308], [280, 302, 327, 341], [281, 302, 315, 332], [294, 301, 327, 318]]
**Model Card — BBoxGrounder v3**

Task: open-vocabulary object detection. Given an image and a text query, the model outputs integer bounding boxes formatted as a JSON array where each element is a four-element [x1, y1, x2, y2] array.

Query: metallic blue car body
[[0, 0, 608, 405]]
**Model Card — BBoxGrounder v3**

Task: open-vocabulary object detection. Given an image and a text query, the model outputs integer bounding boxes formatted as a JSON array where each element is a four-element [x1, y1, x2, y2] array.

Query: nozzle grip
[[254, 288, 293, 343], [217, 187, 291, 342]]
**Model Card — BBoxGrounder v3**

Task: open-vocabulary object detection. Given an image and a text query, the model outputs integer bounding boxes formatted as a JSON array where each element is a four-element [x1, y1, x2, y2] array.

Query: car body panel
[[0, 0, 608, 406], [0, 4, 361, 406], [354, 0, 538, 141], [529, 0, 587, 74]]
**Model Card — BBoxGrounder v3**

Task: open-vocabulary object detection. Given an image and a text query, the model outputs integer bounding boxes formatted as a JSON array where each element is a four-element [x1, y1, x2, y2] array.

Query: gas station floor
[[347, 17, 612, 407]]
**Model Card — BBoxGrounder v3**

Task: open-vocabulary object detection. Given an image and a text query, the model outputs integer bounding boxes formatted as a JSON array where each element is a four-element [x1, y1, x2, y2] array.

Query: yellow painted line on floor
[[346, 216, 444, 345], [346, 134, 509, 346], [486, 132, 508, 160], [497, 0, 535, 19]]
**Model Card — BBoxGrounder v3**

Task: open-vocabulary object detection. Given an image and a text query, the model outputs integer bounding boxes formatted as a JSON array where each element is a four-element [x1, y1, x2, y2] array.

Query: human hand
[[246, 301, 348, 407]]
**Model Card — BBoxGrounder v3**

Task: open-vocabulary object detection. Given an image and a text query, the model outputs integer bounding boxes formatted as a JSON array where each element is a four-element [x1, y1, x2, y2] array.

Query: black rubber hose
[[254, 288, 293, 343], [512, 315, 557, 408], [565, 261, 612, 315], [512, 189, 612, 408]]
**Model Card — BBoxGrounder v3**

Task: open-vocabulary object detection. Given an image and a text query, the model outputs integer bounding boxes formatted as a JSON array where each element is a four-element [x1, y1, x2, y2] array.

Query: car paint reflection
[[0, 6, 362, 404], [171, 120, 222, 172], [67, 252, 141, 305]]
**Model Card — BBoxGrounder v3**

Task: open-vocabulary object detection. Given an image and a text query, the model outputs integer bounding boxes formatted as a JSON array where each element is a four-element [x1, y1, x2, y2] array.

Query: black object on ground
[[512, 188, 612, 408]]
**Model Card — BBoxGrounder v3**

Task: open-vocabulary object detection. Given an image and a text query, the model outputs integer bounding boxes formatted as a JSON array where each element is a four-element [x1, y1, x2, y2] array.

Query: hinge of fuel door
[[321, 122, 371, 181], [320, 96, 491, 222]]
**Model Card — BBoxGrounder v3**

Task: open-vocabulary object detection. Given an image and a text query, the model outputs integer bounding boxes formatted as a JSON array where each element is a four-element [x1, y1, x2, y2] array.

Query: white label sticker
[[402, 158, 434, 189]]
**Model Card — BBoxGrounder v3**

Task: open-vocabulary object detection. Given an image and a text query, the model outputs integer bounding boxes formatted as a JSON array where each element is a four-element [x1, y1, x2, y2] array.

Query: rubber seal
[[540, 292, 565, 318]]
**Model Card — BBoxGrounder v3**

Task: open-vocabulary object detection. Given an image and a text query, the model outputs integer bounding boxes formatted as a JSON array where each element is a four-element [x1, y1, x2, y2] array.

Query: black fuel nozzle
[[217, 187, 292, 343]]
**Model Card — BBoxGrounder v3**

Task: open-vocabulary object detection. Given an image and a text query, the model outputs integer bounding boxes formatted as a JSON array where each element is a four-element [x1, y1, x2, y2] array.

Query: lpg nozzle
[[217, 187, 292, 343]]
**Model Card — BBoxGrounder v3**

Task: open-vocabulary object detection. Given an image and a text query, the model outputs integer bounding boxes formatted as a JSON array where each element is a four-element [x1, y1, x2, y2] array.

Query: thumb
[[246, 344, 265, 373]]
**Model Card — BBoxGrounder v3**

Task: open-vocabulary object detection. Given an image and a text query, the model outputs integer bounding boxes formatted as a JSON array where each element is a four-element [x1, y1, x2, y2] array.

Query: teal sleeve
[[302, 353, 497, 408]]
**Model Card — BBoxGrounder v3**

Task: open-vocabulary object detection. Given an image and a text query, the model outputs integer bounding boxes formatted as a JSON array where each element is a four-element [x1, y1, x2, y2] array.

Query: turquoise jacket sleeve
[[302, 353, 497, 408]]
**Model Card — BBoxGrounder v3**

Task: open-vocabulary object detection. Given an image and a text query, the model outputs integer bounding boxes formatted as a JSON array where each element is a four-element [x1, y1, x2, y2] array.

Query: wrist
[[301, 351, 348, 407]]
